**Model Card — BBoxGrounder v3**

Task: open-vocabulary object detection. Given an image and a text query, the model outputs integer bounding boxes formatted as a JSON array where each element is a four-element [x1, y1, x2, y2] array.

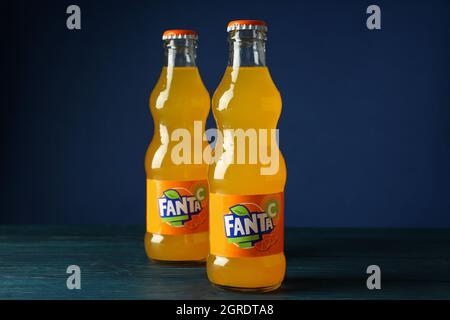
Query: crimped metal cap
[[162, 30, 198, 40], [227, 20, 267, 32]]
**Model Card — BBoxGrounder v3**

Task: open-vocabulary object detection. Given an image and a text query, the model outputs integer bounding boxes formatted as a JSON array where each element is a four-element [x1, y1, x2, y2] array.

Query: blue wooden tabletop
[[0, 226, 449, 300]]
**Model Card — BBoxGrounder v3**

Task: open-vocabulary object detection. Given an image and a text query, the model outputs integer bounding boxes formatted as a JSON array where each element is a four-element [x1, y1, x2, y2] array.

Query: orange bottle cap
[[227, 20, 267, 32], [162, 30, 198, 40]]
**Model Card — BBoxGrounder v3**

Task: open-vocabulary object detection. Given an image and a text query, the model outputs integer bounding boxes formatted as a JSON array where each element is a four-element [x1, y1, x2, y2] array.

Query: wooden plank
[[0, 226, 449, 299]]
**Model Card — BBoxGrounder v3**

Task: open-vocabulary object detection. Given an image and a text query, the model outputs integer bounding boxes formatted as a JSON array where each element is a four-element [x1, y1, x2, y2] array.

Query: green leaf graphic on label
[[162, 215, 190, 222], [228, 234, 260, 243], [230, 205, 250, 216], [164, 189, 180, 200], [238, 242, 253, 248]]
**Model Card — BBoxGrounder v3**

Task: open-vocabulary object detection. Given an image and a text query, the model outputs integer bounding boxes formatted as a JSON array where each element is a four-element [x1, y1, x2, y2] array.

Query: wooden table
[[0, 226, 449, 299]]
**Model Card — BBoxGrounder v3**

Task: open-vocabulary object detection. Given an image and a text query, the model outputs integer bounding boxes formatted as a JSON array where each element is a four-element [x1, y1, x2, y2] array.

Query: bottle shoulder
[[150, 67, 210, 101], [149, 67, 210, 114], [212, 67, 281, 109]]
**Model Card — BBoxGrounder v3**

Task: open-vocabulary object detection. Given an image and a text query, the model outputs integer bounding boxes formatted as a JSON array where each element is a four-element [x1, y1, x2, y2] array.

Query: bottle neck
[[164, 39, 197, 67], [228, 29, 267, 67]]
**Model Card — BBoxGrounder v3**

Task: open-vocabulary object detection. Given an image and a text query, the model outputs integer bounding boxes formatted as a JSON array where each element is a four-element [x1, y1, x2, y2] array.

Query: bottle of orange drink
[[207, 20, 286, 291], [145, 30, 210, 263]]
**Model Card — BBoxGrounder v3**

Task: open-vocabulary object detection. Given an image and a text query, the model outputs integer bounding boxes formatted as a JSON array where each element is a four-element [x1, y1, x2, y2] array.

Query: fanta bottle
[[207, 20, 286, 291], [145, 30, 210, 263]]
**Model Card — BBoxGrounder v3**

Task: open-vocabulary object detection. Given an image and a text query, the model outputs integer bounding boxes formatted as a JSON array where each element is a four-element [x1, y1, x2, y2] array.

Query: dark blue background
[[1, 0, 449, 227]]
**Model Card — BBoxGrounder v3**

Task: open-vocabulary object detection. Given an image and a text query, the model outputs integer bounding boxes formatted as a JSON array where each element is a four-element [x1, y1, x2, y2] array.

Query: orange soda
[[145, 30, 210, 263], [207, 20, 287, 291]]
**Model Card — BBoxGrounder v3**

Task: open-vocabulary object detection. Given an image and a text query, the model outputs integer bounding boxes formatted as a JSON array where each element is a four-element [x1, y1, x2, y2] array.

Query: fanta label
[[209, 192, 284, 258], [147, 179, 209, 235]]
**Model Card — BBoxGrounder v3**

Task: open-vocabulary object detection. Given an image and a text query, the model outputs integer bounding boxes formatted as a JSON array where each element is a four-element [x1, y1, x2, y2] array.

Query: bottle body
[[145, 33, 210, 262], [207, 47, 286, 290]]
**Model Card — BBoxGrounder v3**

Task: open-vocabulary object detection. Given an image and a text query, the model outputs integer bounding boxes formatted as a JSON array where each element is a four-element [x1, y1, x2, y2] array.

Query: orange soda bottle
[[207, 20, 287, 291], [145, 30, 210, 263]]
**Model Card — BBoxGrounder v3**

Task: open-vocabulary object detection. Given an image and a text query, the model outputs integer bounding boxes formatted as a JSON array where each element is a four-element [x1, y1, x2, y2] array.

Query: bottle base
[[149, 257, 206, 266], [207, 253, 286, 293], [144, 232, 209, 263], [212, 282, 282, 293]]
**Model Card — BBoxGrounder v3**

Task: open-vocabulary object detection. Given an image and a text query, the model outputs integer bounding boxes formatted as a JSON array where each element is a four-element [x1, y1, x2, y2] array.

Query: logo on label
[[223, 200, 280, 248], [158, 186, 206, 227]]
